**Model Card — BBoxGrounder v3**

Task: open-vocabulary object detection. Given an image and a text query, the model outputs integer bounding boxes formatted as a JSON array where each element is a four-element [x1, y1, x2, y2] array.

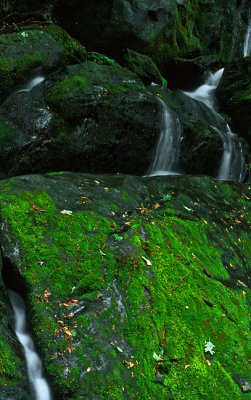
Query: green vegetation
[[0, 173, 249, 399]]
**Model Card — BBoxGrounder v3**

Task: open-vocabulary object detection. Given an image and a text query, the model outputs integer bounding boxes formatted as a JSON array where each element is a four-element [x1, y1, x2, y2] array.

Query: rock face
[[217, 56, 251, 147], [0, 172, 250, 399], [52, 0, 249, 70]]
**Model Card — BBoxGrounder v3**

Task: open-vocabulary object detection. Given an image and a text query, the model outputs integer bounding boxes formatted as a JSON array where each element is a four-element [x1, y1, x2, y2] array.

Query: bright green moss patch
[[0, 173, 250, 399]]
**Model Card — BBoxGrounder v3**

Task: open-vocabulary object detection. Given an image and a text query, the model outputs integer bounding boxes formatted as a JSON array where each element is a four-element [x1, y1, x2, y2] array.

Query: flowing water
[[18, 76, 45, 93], [183, 69, 246, 181], [244, 20, 251, 57], [8, 290, 52, 400], [147, 98, 182, 177]]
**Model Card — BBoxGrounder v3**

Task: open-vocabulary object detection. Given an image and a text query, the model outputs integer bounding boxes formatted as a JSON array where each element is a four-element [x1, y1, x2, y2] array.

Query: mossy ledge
[[0, 172, 250, 399]]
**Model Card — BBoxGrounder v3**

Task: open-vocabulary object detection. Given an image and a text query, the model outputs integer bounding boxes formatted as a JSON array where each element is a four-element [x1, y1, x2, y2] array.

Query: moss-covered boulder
[[119, 49, 165, 86], [0, 172, 250, 399], [216, 56, 251, 147], [0, 60, 160, 177], [0, 24, 85, 101]]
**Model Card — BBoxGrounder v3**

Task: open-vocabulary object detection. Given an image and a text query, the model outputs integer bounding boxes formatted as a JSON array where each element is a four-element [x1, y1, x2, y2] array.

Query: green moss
[[87, 52, 118, 66], [0, 175, 250, 399]]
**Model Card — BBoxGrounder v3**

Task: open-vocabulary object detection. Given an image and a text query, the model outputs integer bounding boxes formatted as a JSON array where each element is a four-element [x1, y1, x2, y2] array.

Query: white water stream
[[18, 76, 45, 93], [183, 69, 246, 182], [147, 98, 182, 176], [244, 20, 251, 57], [8, 290, 52, 400]]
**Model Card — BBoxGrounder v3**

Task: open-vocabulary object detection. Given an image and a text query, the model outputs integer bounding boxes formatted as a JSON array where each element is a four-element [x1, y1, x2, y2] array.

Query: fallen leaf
[[142, 256, 152, 266], [60, 210, 73, 215], [153, 352, 163, 361], [185, 364, 190, 369], [205, 341, 215, 355]]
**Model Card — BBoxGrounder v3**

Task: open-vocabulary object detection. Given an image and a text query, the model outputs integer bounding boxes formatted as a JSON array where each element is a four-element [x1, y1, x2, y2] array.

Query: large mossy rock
[[0, 61, 159, 178], [119, 49, 165, 86], [52, 0, 248, 71], [0, 24, 85, 101], [0, 172, 250, 399], [216, 56, 251, 147]]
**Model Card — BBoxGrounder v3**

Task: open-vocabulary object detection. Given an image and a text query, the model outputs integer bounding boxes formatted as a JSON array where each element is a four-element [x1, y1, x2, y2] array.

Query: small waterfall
[[212, 125, 246, 181], [243, 20, 251, 56], [8, 290, 52, 400], [183, 69, 246, 182], [183, 68, 224, 110], [18, 76, 45, 93], [147, 98, 182, 176]]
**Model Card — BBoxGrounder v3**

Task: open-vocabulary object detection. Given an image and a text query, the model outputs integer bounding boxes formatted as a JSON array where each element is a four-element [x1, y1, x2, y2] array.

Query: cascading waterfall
[[8, 290, 52, 400], [244, 19, 251, 57], [183, 69, 246, 182], [147, 98, 182, 176]]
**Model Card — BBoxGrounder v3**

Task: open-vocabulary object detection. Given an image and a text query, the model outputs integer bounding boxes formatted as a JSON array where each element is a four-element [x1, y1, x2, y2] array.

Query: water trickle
[[183, 69, 246, 182], [18, 76, 45, 93], [147, 98, 182, 177], [8, 290, 52, 400], [244, 20, 251, 57]]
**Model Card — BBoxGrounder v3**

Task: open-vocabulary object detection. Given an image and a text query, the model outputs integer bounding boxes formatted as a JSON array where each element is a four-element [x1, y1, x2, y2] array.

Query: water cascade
[[8, 290, 52, 400], [147, 98, 182, 176], [244, 20, 251, 57], [18, 76, 45, 93], [183, 69, 246, 181]]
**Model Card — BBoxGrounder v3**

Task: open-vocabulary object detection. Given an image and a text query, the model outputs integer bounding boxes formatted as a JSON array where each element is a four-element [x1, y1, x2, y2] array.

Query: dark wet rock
[[233, 376, 251, 393], [0, 172, 250, 399], [52, 0, 248, 71], [165, 55, 220, 90], [216, 55, 251, 146]]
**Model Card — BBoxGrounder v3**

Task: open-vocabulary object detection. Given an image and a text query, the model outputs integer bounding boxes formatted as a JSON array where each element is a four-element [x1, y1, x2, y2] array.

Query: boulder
[[119, 48, 165, 86], [0, 61, 160, 178], [0, 172, 250, 399], [0, 24, 86, 101], [52, 0, 249, 71], [216, 56, 251, 147]]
